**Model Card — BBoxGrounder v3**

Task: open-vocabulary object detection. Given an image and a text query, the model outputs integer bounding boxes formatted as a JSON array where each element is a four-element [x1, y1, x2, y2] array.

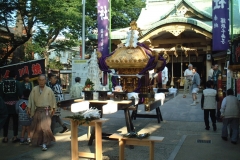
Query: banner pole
[[230, 0, 233, 41], [82, 0, 86, 60]]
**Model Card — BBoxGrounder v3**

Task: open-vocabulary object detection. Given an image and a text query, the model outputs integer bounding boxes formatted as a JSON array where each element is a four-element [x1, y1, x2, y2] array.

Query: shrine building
[[90, 0, 240, 88]]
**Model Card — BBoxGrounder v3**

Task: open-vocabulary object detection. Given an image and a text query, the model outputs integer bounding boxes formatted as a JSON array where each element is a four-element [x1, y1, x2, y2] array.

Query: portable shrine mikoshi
[[97, 21, 167, 94]]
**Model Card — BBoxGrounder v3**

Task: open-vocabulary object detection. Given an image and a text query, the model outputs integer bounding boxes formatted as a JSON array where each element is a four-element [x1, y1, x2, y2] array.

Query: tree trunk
[[44, 46, 49, 72]]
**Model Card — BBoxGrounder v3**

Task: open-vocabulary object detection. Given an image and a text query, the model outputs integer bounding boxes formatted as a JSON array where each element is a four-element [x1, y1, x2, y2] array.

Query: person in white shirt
[[208, 65, 214, 80], [201, 80, 218, 131], [70, 77, 83, 99], [220, 89, 240, 144], [161, 66, 168, 89], [183, 64, 193, 98]]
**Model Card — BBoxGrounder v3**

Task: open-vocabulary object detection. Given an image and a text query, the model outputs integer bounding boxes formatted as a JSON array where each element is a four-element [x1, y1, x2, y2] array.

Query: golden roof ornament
[[105, 21, 150, 69]]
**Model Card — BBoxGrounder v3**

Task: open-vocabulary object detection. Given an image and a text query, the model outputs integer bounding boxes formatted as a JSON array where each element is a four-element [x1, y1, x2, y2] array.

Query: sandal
[[2, 138, 8, 143]]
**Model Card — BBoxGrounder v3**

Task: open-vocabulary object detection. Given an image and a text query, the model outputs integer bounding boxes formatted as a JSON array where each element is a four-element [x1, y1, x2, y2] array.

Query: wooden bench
[[109, 133, 164, 160]]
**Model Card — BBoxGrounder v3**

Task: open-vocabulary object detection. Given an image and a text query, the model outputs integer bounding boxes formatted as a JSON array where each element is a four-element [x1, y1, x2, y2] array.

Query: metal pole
[[82, 0, 85, 59], [170, 53, 174, 87], [230, 0, 233, 89]]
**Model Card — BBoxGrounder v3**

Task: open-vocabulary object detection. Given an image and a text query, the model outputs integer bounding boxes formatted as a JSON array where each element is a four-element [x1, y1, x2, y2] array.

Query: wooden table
[[74, 99, 135, 145], [109, 133, 164, 160], [70, 118, 108, 160], [131, 92, 174, 123], [131, 94, 163, 123]]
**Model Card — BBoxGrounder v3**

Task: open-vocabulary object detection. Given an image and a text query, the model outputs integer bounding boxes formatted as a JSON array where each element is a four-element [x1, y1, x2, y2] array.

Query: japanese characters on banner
[[212, 0, 229, 51], [97, 0, 109, 56], [0, 59, 45, 80]]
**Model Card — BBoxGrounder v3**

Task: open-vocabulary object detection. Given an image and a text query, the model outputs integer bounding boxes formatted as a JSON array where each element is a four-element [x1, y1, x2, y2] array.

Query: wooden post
[[95, 122, 102, 160], [71, 120, 78, 160], [119, 139, 125, 160], [149, 141, 154, 160]]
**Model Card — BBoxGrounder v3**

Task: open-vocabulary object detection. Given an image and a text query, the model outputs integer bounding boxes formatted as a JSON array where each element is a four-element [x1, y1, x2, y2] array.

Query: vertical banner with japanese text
[[212, 0, 229, 51], [97, 0, 110, 56]]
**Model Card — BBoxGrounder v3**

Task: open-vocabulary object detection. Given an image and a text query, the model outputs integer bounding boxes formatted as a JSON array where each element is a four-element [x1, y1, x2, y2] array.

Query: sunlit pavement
[[1, 93, 240, 160]]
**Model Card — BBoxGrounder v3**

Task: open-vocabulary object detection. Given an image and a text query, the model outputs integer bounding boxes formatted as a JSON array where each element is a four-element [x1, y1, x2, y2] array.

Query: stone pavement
[[1, 93, 240, 160]]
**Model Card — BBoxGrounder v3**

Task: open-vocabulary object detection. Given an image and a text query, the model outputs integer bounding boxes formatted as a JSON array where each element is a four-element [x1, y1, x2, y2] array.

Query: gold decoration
[[152, 51, 159, 63], [130, 21, 138, 30], [218, 88, 223, 97], [96, 51, 102, 59], [106, 46, 150, 68], [163, 51, 170, 63], [117, 43, 124, 48], [218, 74, 222, 80]]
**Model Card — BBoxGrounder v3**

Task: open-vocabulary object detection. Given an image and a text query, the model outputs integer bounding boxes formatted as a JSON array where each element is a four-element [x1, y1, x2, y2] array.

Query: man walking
[[220, 89, 240, 144], [183, 64, 193, 98], [190, 67, 201, 106], [201, 81, 219, 131], [49, 75, 69, 134], [27, 74, 56, 151]]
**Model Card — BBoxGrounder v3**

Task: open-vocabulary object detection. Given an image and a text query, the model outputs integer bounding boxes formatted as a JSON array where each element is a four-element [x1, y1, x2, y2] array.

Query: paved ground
[[1, 92, 240, 160]]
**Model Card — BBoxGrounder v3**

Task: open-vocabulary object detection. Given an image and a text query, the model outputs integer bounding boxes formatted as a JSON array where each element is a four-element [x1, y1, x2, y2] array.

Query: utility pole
[[82, 0, 86, 59]]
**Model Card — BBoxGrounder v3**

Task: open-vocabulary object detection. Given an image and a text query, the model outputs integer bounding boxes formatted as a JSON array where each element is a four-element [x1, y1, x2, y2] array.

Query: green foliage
[[0, 0, 145, 66], [85, 78, 94, 86], [65, 113, 99, 125], [49, 58, 64, 70], [24, 41, 45, 61], [84, 78, 95, 91], [110, 0, 145, 29]]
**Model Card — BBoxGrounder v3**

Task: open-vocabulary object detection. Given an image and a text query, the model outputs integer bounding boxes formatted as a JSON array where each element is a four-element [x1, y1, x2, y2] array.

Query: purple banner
[[212, 0, 229, 51], [97, 0, 110, 56]]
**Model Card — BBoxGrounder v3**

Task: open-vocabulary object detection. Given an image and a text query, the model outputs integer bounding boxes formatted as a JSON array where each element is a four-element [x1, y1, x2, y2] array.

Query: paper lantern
[[102, 102, 118, 114], [71, 101, 90, 113]]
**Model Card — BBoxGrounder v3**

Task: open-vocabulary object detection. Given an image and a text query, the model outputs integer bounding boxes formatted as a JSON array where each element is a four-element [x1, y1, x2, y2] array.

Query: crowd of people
[[0, 71, 86, 151], [0, 65, 239, 150], [151, 63, 240, 144]]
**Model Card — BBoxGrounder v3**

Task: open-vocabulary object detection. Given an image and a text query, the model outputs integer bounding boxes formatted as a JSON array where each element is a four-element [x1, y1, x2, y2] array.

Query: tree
[[0, 0, 84, 66], [0, 0, 145, 66], [111, 0, 145, 29], [0, 0, 33, 65]]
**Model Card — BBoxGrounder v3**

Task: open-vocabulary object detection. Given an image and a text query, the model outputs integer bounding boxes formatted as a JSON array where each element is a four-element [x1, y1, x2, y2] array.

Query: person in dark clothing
[[46, 73, 53, 87], [49, 75, 68, 134], [201, 80, 219, 131], [20, 74, 32, 97], [0, 96, 8, 131], [2, 70, 21, 143], [212, 64, 221, 90], [0, 75, 3, 97]]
